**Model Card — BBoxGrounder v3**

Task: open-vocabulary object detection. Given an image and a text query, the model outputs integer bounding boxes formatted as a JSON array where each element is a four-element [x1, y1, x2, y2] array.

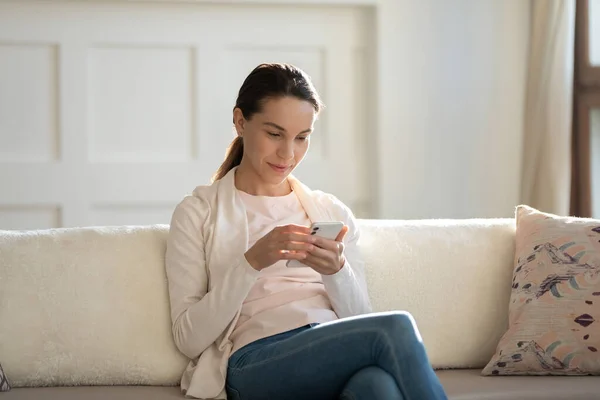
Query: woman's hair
[[212, 63, 324, 182]]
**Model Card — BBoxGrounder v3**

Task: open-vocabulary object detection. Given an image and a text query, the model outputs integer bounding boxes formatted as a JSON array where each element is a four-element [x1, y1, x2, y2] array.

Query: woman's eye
[[296, 136, 308, 141], [267, 132, 280, 137]]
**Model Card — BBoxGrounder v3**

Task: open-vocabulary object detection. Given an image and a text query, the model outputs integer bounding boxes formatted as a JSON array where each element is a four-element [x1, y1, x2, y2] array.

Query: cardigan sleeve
[[319, 194, 373, 317], [165, 195, 260, 360]]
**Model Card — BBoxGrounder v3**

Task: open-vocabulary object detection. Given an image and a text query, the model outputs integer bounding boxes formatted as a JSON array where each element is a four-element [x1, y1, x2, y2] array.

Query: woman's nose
[[277, 140, 294, 159]]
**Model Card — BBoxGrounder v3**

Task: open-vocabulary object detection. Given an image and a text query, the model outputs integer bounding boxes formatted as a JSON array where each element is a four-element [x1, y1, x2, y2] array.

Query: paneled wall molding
[[0, 0, 377, 229]]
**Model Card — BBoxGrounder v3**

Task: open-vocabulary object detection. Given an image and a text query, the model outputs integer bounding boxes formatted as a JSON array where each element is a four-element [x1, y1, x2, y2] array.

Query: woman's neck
[[234, 164, 292, 197]]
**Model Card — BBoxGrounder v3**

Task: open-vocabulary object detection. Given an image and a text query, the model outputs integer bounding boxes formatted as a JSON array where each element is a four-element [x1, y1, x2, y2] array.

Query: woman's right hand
[[244, 224, 316, 271]]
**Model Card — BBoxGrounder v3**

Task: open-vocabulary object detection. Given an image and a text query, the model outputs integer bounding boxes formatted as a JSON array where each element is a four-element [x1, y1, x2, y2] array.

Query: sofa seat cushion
[[5, 370, 600, 400], [437, 369, 600, 399], [2, 386, 183, 400]]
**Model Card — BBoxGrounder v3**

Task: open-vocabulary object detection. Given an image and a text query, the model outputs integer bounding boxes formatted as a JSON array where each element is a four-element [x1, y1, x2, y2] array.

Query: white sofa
[[1, 218, 599, 399]]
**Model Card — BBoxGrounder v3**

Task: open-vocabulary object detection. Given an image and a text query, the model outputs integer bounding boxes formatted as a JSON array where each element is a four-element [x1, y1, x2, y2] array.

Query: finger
[[276, 250, 307, 260], [278, 232, 316, 244], [335, 225, 349, 242], [282, 242, 315, 252], [299, 257, 318, 270], [311, 236, 341, 252], [303, 253, 329, 269], [275, 224, 311, 234], [306, 244, 333, 260]]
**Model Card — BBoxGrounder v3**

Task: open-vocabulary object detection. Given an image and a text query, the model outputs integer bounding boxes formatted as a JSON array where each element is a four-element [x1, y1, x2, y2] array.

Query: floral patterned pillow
[[482, 205, 600, 376], [0, 363, 10, 391]]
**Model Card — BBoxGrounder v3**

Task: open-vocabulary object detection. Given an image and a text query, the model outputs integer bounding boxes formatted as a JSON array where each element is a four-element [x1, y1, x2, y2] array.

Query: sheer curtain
[[520, 0, 576, 216]]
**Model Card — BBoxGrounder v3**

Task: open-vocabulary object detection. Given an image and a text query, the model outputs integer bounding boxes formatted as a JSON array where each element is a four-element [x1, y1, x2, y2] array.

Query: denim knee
[[375, 311, 423, 348], [349, 366, 396, 386], [340, 366, 402, 400]]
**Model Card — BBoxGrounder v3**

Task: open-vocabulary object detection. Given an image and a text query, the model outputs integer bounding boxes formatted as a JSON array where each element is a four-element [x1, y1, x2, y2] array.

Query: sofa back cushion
[[0, 226, 188, 387], [0, 218, 516, 386], [359, 218, 516, 369]]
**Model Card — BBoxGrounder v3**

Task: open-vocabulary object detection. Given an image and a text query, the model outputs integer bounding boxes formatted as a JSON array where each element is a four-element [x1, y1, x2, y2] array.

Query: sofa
[[1, 217, 599, 399]]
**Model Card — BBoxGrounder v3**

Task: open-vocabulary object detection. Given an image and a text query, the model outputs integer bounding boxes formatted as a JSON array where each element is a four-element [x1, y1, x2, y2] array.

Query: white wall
[[586, 0, 600, 219], [0, 0, 532, 226], [591, 109, 600, 219], [589, 0, 600, 66], [377, 0, 530, 219]]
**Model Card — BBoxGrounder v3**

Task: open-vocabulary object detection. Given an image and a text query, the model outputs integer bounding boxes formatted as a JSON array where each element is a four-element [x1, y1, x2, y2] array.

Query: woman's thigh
[[226, 311, 418, 400]]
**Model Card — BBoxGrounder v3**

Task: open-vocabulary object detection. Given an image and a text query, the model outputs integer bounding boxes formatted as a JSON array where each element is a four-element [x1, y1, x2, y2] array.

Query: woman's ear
[[233, 108, 245, 136]]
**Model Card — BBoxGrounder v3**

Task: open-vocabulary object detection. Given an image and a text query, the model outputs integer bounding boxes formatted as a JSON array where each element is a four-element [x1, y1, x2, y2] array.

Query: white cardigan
[[165, 167, 372, 399]]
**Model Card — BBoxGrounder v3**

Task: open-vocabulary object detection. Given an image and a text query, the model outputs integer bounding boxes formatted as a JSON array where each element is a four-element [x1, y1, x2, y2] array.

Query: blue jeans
[[226, 311, 448, 400]]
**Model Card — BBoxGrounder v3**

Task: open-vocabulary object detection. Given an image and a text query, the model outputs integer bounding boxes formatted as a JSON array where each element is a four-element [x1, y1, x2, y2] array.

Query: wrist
[[244, 252, 262, 271], [322, 260, 344, 276], [334, 256, 346, 273]]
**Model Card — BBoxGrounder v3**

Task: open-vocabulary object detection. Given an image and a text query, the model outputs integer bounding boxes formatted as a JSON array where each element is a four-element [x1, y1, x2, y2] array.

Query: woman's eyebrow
[[263, 122, 312, 134]]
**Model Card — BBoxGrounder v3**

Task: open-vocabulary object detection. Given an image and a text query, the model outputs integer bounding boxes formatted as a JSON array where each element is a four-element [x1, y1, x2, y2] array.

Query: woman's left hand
[[303, 225, 349, 275]]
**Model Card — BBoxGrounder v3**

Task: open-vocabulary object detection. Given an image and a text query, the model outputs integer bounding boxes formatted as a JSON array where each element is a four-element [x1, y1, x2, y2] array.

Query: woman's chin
[[260, 173, 290, 187]]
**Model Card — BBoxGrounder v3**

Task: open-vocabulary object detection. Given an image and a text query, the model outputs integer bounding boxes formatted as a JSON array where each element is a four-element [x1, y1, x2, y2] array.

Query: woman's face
[[234, 96, 317, 187]]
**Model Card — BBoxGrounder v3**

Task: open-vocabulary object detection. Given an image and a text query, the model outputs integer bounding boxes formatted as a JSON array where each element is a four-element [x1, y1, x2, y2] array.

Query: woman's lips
[[268, 163, 290, 173]]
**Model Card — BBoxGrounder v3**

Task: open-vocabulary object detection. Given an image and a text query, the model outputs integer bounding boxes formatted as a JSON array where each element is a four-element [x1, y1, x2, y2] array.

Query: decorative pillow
[[482, 205, 600, 376], [0, 363, 10, 391]]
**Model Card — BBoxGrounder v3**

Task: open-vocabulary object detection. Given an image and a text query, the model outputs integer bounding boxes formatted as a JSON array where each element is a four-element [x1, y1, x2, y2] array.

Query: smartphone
[[286, 221, 344, 268]]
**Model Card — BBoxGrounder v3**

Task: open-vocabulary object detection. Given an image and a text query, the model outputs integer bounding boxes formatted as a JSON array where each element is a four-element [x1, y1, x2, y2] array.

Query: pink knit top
[[229, 189, 339, 354]]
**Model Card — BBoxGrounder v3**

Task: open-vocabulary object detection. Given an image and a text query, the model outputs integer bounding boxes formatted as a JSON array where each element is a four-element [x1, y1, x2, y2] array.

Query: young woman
[[165, 63, 448, 400]]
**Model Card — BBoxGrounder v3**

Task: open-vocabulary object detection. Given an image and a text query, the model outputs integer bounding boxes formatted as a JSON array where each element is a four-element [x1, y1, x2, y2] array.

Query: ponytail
[[212, 136, 243, 182]]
